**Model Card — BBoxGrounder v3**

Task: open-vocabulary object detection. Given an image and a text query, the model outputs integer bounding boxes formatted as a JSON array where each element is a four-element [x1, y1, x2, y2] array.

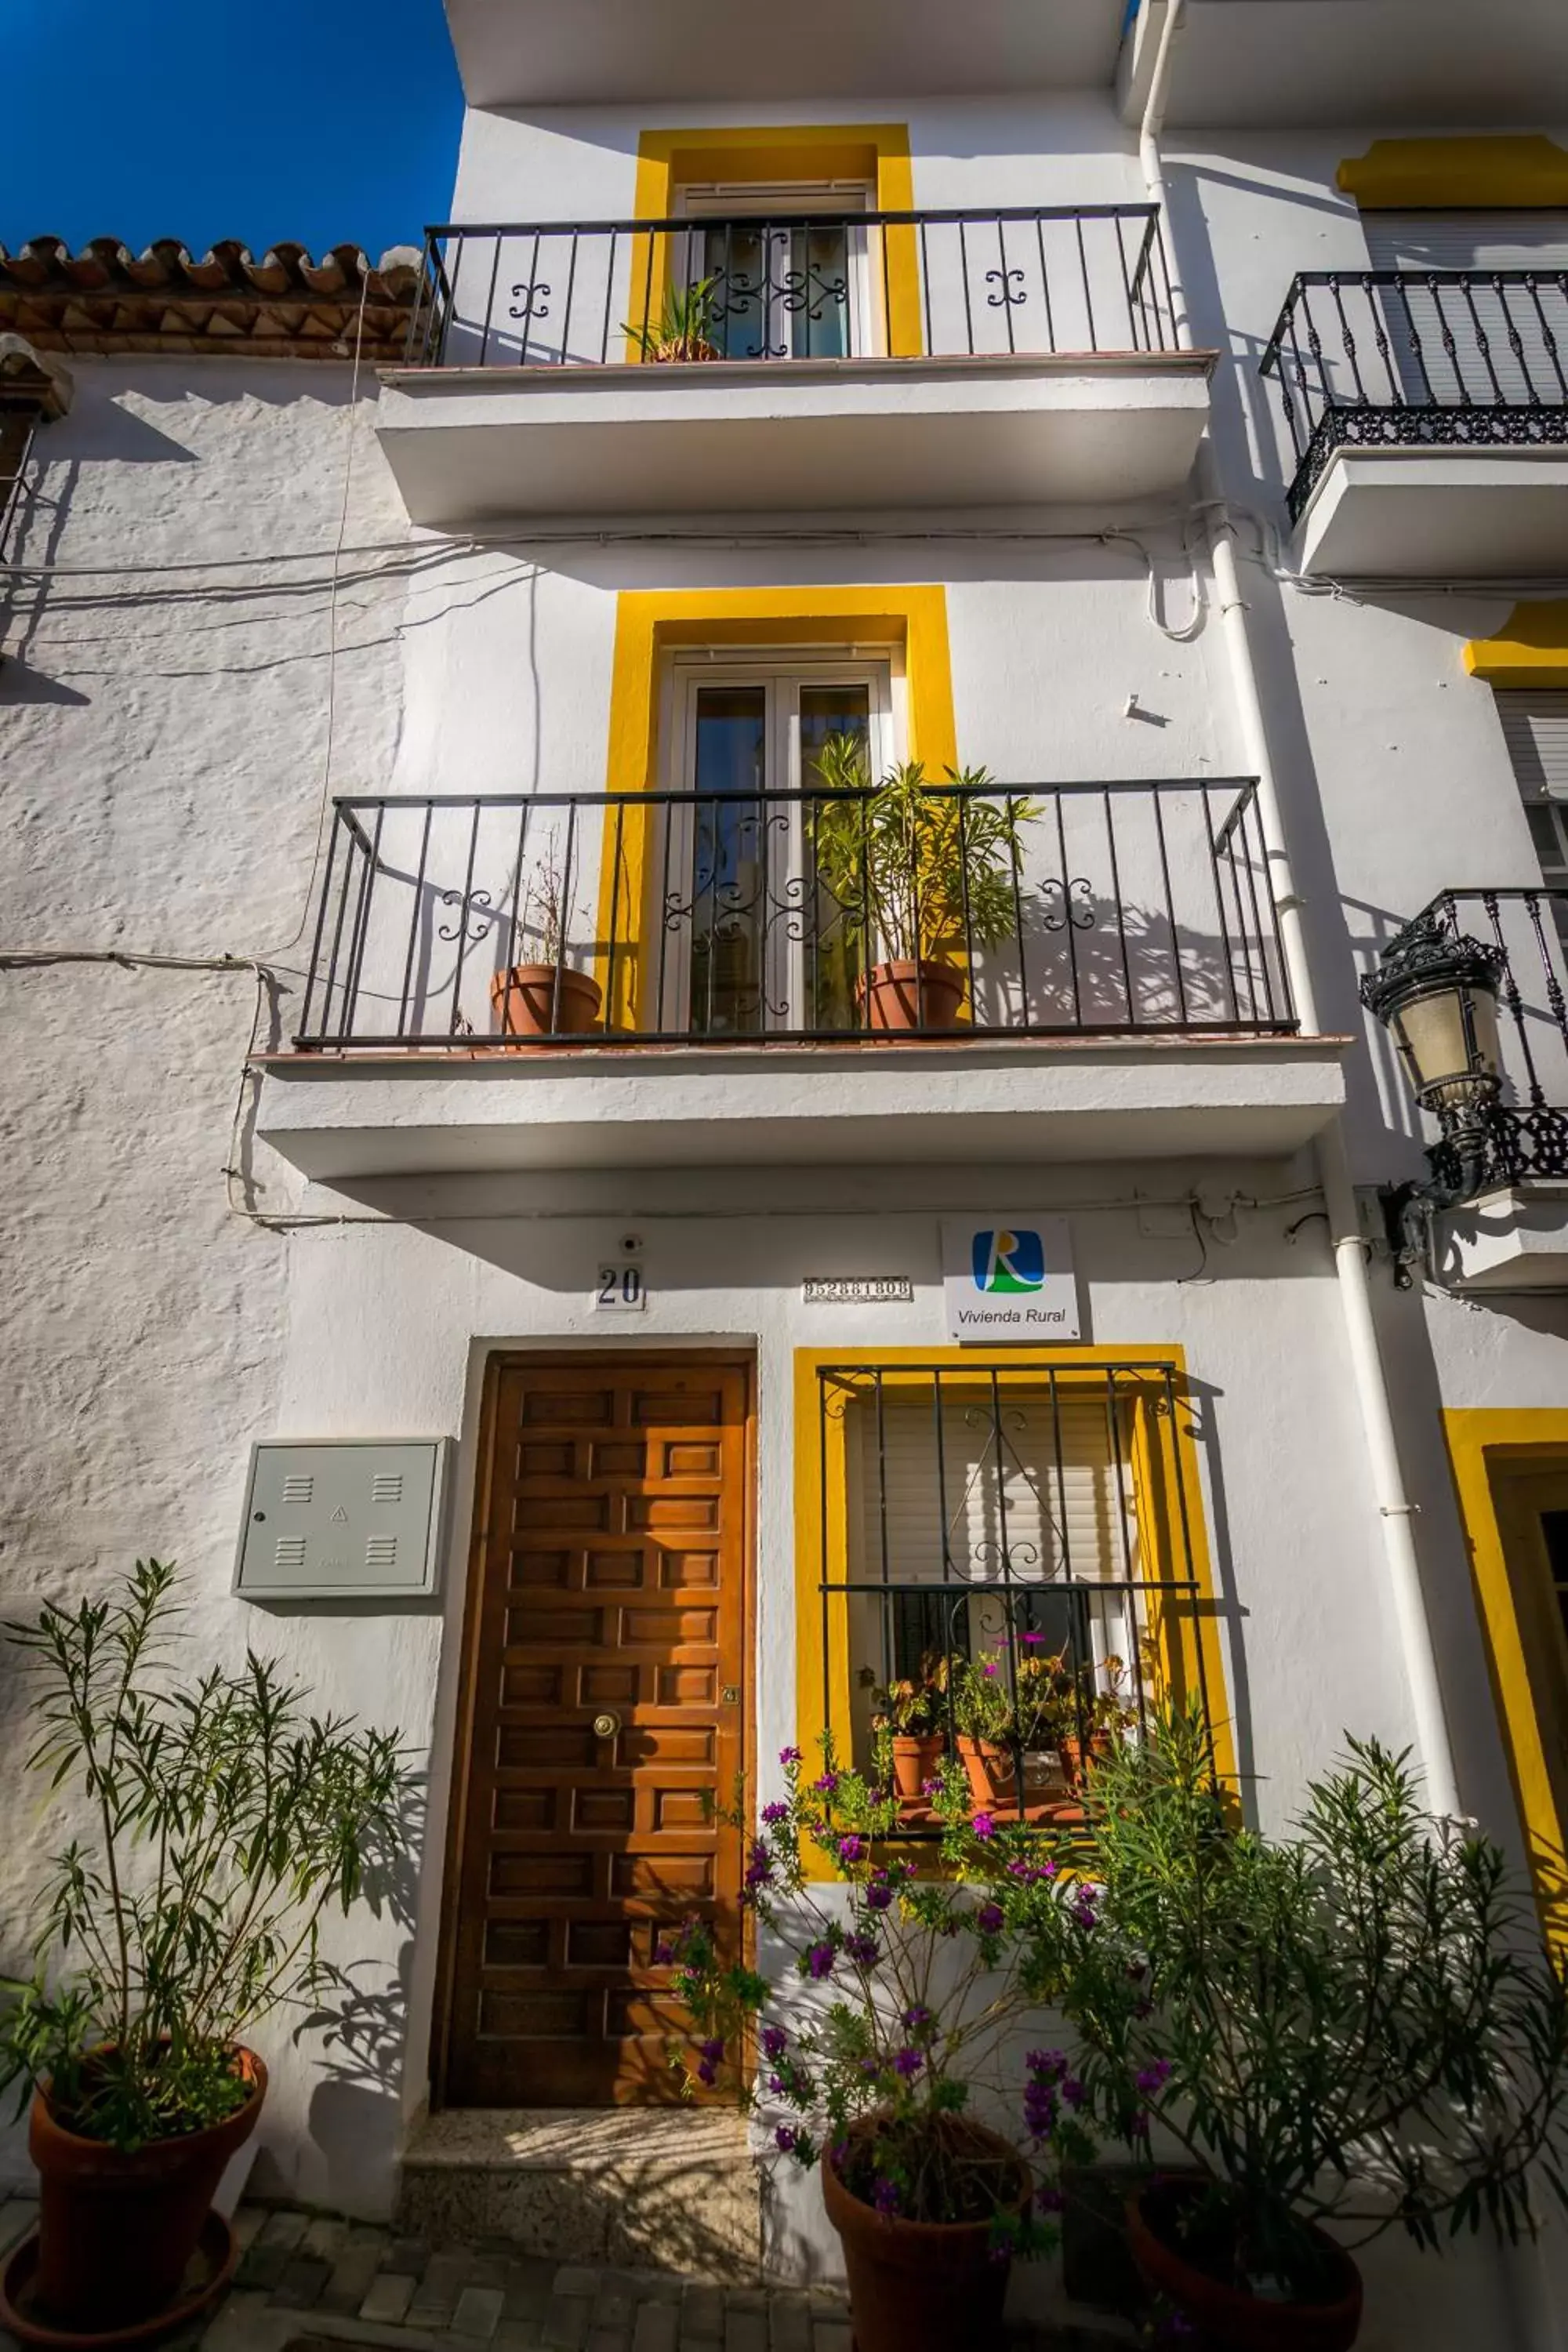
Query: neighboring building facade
[[3, 1, 1568, 2339]]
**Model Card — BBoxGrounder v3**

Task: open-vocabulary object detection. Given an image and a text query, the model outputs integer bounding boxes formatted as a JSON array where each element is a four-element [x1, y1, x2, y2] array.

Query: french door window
[[662, 659, 893, 1037], [680, 183, 875, 361]]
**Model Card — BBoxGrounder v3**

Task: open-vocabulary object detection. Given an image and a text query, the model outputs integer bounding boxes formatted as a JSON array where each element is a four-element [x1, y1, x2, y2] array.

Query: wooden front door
[[441, 1356, 750, 2107]]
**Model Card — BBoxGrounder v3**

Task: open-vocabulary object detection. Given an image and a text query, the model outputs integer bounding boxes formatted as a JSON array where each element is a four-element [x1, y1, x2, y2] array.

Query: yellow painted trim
[[1464, 601, 1568, 692], [1338, 136, 1568, 211], [791, 1346, 1236, 1877], [1443, 1410, 1568, 1944], [595, 586, 958, 1029], [629, 124, 920, 361]]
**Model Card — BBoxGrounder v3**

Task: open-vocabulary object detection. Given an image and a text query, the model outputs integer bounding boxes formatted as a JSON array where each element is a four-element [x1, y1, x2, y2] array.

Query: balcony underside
[[1438, 1188, 1568, 1290], [256, 1036, 1348, 1183], [374, 354, 1214, 528], [1294, 440, 1568, 579]]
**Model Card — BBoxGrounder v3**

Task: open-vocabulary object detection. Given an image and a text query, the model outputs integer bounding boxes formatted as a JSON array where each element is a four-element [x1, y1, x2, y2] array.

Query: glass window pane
[[705, 226, 768, 359], [689, 687, 767, 1036], [795, 227, 850, 358], [800, 686, 871, 1030]]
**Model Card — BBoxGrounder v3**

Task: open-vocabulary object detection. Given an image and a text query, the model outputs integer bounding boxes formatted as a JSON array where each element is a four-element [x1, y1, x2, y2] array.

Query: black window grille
[[813, 1358, 1215, 1834]]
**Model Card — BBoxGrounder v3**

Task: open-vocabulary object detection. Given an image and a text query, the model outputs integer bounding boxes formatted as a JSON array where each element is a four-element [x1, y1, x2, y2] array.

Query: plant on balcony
[[863, 1660, 948, 1801], [808, 735, 1039, 1033], [623, 274, 720, 363], [1029, 1709, 1568, 2352], [659, 1748, 1078, 2352], [490, 848, 603, 1041], [0, 1559, 411, 2336]]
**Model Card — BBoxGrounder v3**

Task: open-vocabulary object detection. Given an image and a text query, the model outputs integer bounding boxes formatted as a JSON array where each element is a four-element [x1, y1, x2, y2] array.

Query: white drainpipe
[[1137, 0, 1461, 1817]]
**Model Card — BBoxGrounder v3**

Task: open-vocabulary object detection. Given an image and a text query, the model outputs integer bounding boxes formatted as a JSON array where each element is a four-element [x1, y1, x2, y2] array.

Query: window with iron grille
[[808, 1357, 1218, 1835]]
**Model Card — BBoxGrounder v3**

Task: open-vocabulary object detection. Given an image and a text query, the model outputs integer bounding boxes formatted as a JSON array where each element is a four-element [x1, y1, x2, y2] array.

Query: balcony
[[1377, 888, 1568, 1288], [1261, 270, 1568, 575], [256, 778, 1348, 1181], [373, 208, 1213, 526]]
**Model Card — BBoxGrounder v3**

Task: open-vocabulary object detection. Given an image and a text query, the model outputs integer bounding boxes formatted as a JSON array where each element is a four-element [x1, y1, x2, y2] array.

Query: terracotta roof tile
[[0, 238, 420, 361]]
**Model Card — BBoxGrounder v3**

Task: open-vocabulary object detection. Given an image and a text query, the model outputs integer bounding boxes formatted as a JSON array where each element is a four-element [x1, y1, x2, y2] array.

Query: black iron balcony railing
[[402, 205, 1178, 371], [293, 778, 1291, 1052], [1261, 271, 1568, 521], [1384, 887, 1568, 1192]]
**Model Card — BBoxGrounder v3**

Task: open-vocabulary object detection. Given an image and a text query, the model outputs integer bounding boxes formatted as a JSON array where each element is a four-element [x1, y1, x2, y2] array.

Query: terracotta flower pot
[[956, 1733, 1015, 1810], [1126, 2178, 1363, 2352], [858, 959, 965, 1034], [890, 1733, 945, 1802], [822, 2117, 1030, 2352], [29, 2049, 267, 2331], [489, 964, 603, 1040]]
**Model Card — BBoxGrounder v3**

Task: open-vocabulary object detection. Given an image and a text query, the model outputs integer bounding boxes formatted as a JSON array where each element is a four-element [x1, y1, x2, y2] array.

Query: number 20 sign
[[594, 1262, 645, 1313]]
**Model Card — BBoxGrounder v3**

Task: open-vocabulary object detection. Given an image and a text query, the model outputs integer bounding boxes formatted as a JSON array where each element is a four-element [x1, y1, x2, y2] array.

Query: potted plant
[[624, 274, 720, 362], [1031, 1710, 1568, 2351], [489, 849, 603, 1040], [660, 1750, 1073, 2352], [1055, 1655, 1137, 1795], [865, 1664, 946, 1802], [951, 1647, 1019, 1810], [808, 737, 1040, 1034], [0, 1560, 410, 2336]]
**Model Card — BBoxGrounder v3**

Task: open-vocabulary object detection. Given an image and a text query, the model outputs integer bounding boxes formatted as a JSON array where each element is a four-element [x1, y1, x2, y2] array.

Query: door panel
[[444, 1359, 749, 2107]]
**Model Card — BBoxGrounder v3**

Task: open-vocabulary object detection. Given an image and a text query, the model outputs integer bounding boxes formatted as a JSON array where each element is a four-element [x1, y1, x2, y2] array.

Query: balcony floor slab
[[1296, 445, 1568, 578], [256, 1033, 1349, 1182], [375, 352, 1214, 527]]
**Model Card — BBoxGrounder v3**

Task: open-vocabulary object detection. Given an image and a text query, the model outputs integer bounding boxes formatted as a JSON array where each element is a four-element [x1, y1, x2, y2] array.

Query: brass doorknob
[[592, 1711, 622, 1742]]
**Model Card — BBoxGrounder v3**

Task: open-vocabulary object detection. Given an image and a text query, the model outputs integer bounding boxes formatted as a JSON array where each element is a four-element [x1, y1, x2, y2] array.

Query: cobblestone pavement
[[0, 2194, 1131, 2352]]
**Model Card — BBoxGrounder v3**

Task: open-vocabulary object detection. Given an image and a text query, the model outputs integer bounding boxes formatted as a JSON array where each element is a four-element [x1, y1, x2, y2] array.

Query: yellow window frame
[[790, 1345, 1236, 1877], [593, 586, 958, 1033], [627, 124, 922, 364]]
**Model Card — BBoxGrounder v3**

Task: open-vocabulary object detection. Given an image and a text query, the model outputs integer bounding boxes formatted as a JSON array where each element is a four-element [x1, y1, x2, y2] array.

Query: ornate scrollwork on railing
[[1040, 877, 1098, 934], [985, 266, 1026, 310], [437, 887, 501, 945], [508, 281, 550, 322]]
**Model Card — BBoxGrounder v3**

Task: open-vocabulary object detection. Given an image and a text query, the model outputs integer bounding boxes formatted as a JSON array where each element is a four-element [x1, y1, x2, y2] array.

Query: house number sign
[[594, 1262, 646, 1312], [803, 1276, 914, 1305]]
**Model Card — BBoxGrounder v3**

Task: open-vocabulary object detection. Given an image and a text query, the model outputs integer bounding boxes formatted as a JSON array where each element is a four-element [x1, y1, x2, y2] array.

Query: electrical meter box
[[233, 1439, 452, 1601]]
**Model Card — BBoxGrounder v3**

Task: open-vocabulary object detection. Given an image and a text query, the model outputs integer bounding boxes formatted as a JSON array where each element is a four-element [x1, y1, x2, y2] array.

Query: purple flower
[[699, 2037, 724, 2065], [775, 2125, 797, 2153], [971, 1812, 996, 1841], [837, 1834, 865, 1865], [975, 1903, 1004, 1936], [768, 2073, 786, 2094], [1021, 1630, 1045, 1646], [845, 1933, 880, 1969], [1135, 2059, 1173, 2097], [779, 1746, 803, 1766], [903, 2005, 932, 2032], [1062, 2077, 1087, 2108], [893, 2046, 924, 2079], [921, 1776, 943, 1797], [873, 2176, 900, 2217], [866, 1878, 894, 1911], [860, 2057, 880, 2077], [697, 2061, 717, 2086], [1026, 2049, 1068, 2082], [807, 1942, 835, 1980], [982, 1661, 999, 1679], [762, 1801, 789, 1825], [745, 1842, 774, 1890], [1023, 2084, 1057, 2143], [814, 1771, 839, 1795], [761, 2025, 787, 2061], [652, 1940, 674, 1965]]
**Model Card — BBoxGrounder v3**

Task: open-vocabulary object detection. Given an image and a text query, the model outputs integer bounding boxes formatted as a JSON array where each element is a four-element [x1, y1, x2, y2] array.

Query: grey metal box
[[234, 1439, 452, 1600]]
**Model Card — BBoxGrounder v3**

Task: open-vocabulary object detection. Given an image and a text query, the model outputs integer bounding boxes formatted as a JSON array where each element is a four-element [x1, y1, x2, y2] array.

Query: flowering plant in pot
[[862, 1660, 947, 1802], [1031, 1709, 1568, 2352], [950, 1646, 1020, 1809], [489, 848, 602, 1040], [0, 1560, 411, 2336], [808, 736, 1040, 1034], [661, 1745, 1083, 2352]]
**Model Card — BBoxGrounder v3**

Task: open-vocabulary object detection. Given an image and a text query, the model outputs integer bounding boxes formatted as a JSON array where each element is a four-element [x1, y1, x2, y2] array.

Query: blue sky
[[2, 0, 464, 261]]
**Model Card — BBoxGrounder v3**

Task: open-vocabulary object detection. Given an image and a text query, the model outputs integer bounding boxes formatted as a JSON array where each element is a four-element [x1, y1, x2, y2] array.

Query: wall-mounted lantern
[[1360, 908, 1507, 1285]]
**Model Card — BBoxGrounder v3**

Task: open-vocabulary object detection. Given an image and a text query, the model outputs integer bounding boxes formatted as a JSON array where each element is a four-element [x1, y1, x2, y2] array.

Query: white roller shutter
[[1499, 692, 1568, 806], [1362, 212, 1568, 406]]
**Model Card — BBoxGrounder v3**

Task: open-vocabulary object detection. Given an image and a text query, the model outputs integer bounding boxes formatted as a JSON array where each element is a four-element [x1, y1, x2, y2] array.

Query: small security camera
[[620, 1232, 643, 1254]]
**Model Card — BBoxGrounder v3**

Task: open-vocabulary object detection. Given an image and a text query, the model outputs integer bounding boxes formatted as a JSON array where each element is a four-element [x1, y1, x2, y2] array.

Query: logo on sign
[[971, 1228, 1046, 1295]]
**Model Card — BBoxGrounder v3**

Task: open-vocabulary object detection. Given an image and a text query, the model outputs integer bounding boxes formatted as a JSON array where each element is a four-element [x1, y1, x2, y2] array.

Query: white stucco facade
[[5, 13, 1568, 2345]]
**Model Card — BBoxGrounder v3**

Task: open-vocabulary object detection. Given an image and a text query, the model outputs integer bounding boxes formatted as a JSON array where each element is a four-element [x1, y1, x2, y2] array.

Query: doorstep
[[397, 2109, 763, 2281]]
